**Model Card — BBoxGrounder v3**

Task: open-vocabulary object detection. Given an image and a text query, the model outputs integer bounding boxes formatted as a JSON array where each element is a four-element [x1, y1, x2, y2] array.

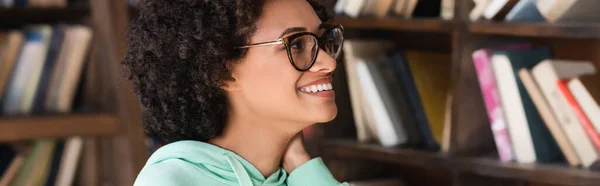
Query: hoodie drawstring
[[224, 153, 253, 186]]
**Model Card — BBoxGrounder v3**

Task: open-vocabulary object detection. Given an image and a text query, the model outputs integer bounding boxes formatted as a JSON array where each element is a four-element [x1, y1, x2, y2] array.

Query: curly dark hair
[[123, 0, 331, 143]]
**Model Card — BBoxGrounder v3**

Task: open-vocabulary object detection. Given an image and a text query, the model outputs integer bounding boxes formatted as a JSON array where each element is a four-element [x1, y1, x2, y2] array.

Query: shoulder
[[133, 159, 202, 186]]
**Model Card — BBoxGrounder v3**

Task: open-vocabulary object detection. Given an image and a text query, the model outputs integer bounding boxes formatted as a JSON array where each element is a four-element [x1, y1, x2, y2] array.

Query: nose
[[308, 48, 337, 73]]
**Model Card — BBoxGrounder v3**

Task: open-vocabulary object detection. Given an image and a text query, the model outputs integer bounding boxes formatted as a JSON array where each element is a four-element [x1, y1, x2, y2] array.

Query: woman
[[124, 0, 347, 185]]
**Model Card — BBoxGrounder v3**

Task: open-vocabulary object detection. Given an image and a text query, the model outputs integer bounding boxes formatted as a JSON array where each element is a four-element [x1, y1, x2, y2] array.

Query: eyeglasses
[[239, 24, 344, 71]]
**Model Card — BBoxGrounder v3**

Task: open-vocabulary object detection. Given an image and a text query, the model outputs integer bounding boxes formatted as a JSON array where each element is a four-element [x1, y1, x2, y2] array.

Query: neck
[[209, 114, 298, 177]]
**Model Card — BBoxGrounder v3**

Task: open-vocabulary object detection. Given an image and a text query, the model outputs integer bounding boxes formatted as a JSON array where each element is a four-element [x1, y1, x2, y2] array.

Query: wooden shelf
[[459, 157, 600, 186], [316, 139, 600, 185], [469, 22, 600, 39], [0, 114, 120, 142], [333, 16, 454, 33], [0, 6, 89, 25], [318, 139, 448, 169]]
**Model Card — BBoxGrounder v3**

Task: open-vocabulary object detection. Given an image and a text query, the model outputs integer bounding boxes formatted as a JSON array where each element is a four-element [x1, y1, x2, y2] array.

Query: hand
[[282, 132, 311, 173]]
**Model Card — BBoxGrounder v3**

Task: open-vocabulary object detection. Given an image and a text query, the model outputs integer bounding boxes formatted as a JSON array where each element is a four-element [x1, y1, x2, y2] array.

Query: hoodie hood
[[145, 140, 287, 186]]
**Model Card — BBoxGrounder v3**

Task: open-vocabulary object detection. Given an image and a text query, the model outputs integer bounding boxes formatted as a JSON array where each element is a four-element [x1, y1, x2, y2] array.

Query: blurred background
[[1, 0, 600, 186]]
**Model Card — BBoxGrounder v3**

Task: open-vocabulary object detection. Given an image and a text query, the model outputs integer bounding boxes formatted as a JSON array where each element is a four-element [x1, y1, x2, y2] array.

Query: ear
[[222, 62, 242, 92]]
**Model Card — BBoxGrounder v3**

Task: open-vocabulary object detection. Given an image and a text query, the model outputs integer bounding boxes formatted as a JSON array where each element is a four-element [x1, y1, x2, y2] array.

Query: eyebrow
[[279, 27, 307, 38]]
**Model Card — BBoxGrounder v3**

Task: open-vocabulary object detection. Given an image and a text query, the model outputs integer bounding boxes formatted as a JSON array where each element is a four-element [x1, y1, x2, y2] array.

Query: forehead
[[253, 0, 322, 41]]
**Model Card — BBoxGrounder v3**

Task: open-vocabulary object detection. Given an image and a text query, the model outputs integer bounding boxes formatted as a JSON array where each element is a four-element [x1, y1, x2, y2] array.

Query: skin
[[209, 0, 338, 177]]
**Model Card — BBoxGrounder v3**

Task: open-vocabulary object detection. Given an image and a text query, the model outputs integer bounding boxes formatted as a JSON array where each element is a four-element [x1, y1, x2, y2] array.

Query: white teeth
[[299, 83, 334, 93]]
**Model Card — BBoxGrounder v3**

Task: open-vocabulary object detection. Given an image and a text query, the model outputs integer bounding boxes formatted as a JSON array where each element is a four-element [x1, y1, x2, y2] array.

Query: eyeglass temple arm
[[239, 39, 284, 49]]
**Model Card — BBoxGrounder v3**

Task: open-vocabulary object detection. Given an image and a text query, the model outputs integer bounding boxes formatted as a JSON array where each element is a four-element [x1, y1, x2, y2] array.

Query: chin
[[313, 106, 338, 123]]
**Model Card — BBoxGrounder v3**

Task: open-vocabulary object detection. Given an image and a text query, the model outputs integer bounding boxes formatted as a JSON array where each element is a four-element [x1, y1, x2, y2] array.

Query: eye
[[290, 40, 304, 49]]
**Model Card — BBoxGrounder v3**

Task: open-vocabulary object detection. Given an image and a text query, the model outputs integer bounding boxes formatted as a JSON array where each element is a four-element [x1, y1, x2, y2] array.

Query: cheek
[[240, 52, 302, 107]]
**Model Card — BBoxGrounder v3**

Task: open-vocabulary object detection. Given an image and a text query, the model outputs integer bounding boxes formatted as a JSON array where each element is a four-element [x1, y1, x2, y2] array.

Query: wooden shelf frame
[[317, 140, 600, 186], [333, 16, 600, 39], [0, 6, 90, 25], [0, 114, 120, 142], [468, 21, 600, 39], [333, 16, 455, 33]]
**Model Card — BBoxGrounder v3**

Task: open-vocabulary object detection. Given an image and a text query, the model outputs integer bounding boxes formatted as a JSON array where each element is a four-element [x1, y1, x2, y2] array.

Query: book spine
[[558, 80, 600, 150], [472, 49, 514, 162]]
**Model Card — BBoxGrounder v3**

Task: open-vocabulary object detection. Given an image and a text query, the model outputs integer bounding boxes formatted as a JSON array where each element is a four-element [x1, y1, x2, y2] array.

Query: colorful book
[[558, 80, 600, 151], [2, 26, 51, 115], [492, 47, 562, 163], [569, 74, 600, 134], [32, 26, 65, 113], [0, 31, 25, 108], [519, 69, 581, 166], [506, 0, 545, 22], [356, 59, 408, 147], [537, 0, 600, 23], [484, 0, 520, 20], [388, 51, 439, 150], [379, 55, 422, 148], [405, 51, 451, 146], [472, 49, 514, 162], [20, 25, 53, 113], [532, 60, 599, 167]]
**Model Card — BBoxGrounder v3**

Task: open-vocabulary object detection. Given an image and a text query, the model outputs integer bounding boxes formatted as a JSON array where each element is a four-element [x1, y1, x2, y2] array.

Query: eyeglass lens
[[290, 27, 343, 70]]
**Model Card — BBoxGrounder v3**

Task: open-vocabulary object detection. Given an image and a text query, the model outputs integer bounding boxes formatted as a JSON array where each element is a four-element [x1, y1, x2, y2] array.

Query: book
[[12, 141, 43, 186], [441, 93, 453, 152], [373, 0, 395, 18], [412, 0, 441, 18], [379, 55, 423, 148], [569, 74, 600, 134], [470, 0, 492, 21], [492, 47, 561, 163], [519, 69, 580, 166], [537, 0, 600, 23], [0, 148, 27, 186], [505, 0, 545, 22], [342, 40, 395, 143], [441, 0, 455, 20], [484, 0, 520, 20], [360, 0, 377, 16], [32, 26, 65, 113], [54, 137, 84, 186], [388, 51, 438, 150], [392, 0, 408, 17], [355, 59, 408, 147], [46, 26, 92, 113], [404, 0, 419, 18], [2, 26, 51, 115], [0, 31, 25, 106], [23, 140, 55, 186], [43, 140, 64, 186], [472, 48, 514, 162], [334, 0, 347, 15], [532, 60, 599, 167], [344, 0, 366, 18], [558, 79, 600, 151], [0, 145, 16, 176], [19, 26, 53, 113], [405, 51, 451, 145]]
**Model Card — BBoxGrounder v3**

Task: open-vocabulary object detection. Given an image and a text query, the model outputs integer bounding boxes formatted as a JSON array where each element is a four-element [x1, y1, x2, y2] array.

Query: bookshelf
[[315, 1, 600, 186], [0, 0, 146, 186], [316, 140, 600, 186]]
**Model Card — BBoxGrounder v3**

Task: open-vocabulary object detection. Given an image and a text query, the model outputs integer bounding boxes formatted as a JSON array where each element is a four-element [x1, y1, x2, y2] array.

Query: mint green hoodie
[[133, 140, 348, 186]]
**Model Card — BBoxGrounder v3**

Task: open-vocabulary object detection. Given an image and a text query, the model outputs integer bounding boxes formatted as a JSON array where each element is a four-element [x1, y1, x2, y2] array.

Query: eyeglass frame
[[238, 24, 344, 71]]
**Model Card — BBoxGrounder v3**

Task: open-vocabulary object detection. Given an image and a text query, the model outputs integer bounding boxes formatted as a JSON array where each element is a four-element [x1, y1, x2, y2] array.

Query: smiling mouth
[[298, 83, 333, 93]]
